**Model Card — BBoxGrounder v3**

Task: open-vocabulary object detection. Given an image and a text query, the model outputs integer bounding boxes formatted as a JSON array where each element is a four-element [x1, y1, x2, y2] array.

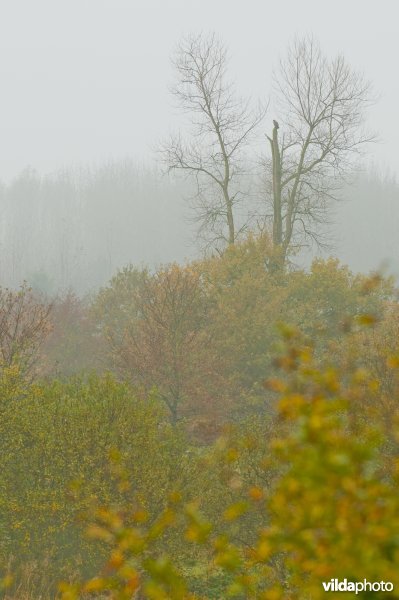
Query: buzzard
[[273, 119, 279, 129]]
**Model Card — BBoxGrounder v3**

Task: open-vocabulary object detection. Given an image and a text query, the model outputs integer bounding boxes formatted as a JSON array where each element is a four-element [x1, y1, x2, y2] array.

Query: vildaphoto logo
[[322, 579, 394, 594]]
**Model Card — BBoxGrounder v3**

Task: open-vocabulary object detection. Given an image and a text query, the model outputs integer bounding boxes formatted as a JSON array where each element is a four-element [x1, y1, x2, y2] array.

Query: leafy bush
[[57, 317, 399, 599], [0, 374, 201, 590]]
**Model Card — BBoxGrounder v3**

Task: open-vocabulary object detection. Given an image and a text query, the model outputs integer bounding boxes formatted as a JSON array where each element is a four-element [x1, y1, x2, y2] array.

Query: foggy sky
[[1, 0, 398, 181]]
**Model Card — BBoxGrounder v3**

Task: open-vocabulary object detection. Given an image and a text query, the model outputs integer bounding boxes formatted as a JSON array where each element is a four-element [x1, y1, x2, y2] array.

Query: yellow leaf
[[83, 577, 105, 592]]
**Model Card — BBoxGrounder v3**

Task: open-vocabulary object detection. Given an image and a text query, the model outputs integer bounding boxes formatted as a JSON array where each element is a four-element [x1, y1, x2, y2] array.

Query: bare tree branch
[[159, 32, 266, 251], [264, 36, 375, 269]]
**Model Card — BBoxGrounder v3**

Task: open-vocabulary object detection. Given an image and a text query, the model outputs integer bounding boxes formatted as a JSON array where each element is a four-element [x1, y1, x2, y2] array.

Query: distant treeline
[[0, 161, 398, 294], [0, 162, 195, 294]]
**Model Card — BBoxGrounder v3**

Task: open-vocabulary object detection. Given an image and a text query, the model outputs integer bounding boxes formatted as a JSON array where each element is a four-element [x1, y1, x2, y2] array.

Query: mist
[[1, 1, 398, 293], [2, 2, 399, 597], [0, 162, 197, 293], [0, 163, 398, 294]]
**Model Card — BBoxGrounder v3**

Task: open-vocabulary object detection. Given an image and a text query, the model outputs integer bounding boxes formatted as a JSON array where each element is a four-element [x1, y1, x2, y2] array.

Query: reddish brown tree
[[0, 283, 52, 380], [41, 290, 101, 377], [109, 264, 225, 426]]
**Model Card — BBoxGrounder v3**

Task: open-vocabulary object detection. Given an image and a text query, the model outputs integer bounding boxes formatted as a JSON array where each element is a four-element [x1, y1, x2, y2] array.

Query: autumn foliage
[[54, 316, 399, 599], [1, 236, 399, 598], [0, 283, 52, 381]]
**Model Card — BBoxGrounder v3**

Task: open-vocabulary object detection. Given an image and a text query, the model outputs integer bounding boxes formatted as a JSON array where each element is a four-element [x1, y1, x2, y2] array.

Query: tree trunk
[[268, 122, 284, 271], [271, 123, 282, 248], [224, 188, 235, 245]]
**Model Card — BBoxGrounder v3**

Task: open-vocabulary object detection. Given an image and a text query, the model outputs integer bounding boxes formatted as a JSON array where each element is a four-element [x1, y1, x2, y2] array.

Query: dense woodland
[[1, 33, 399, 599]]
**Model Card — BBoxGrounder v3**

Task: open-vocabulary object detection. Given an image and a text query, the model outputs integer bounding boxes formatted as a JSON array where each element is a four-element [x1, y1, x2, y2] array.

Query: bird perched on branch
[[273, 119, 279, 129]]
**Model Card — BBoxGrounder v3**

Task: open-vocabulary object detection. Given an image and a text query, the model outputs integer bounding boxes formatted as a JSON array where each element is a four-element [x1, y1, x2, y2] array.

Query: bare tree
[[161, 32, 265, 250], [265, 36, 374, 270]]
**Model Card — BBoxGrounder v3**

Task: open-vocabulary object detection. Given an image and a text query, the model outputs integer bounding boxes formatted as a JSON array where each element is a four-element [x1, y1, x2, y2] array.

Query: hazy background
[[0, 0, 398, 292]]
